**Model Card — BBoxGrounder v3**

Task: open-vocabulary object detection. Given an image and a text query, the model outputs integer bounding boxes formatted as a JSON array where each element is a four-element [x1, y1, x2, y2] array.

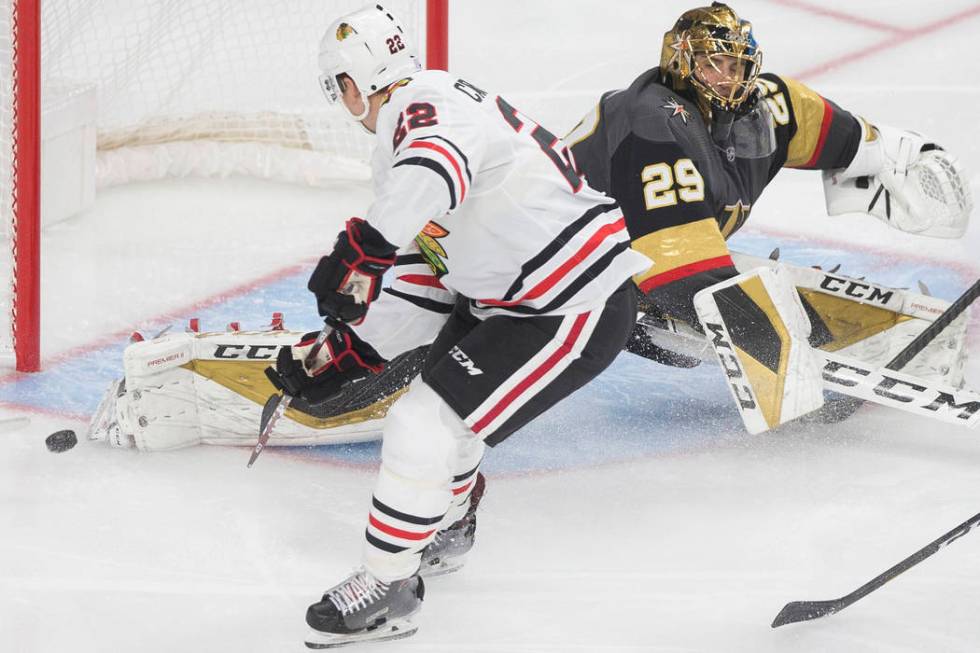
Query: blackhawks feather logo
[[415, 221, 449, 276], [336, 23, 356, 41]]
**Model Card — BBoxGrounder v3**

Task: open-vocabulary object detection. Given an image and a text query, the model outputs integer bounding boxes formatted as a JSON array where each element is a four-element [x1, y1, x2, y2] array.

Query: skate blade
[[304, 620, 418, 649], [419, 557, 466, 578]]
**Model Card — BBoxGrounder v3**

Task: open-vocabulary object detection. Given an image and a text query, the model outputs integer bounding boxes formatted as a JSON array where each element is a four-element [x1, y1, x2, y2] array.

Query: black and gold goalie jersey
[[568, 67, 866, 327]]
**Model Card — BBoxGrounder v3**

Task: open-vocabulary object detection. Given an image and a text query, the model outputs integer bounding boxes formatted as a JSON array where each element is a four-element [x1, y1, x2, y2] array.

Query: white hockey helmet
[[318, 4, 422, 121]]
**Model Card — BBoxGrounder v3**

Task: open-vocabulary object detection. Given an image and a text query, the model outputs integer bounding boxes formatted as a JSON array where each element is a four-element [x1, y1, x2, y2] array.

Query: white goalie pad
[[693, 266, 825, 434], [87, 329, 411, 452], [732, 252, 970, 389], [643, 252, 970, 386], [823, 124, 973, 239], [636, 252, 973, 429]]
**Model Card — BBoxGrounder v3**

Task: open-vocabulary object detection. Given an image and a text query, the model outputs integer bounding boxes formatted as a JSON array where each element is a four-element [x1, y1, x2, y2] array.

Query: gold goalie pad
[[694, 266, 826, 434], [87, 329, 425, 451]]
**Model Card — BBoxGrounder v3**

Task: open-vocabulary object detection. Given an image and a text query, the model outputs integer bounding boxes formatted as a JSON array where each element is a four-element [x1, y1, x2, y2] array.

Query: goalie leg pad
[[694, 266, 825, 434], [87, 329, 398, 451]]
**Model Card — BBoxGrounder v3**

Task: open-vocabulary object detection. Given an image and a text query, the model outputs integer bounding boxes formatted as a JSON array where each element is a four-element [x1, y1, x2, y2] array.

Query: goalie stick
[[770, 280, 980, 626]]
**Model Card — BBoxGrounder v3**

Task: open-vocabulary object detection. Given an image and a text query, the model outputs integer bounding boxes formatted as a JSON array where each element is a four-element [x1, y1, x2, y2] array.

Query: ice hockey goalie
[[88, 250, 972, 452]]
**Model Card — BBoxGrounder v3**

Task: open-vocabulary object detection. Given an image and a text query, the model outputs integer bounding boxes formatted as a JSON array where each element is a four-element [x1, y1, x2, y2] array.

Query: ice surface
[[3, 1, 980, 651]]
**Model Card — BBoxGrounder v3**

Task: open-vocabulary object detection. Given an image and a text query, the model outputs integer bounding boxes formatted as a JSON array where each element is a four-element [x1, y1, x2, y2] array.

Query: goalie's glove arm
[[266, 324, 386, 404], [308, 218, 398, 324], [822, 120, 973, 238], [762, 74, 862, 173]]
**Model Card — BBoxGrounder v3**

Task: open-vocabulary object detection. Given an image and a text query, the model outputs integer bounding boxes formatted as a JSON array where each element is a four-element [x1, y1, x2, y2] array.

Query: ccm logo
[[449, 346, 483, 376], [824, 360, 980, 420], [819, 274, 894, 304], [705, 323, 756, 409], [212, 344, 281, 360]]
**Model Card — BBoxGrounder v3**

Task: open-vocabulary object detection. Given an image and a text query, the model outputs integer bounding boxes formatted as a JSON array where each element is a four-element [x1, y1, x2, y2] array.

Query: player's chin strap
[[822, 120, 974, 239]]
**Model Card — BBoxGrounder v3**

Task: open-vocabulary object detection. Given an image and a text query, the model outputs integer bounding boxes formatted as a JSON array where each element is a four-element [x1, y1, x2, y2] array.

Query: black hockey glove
[[265, 324, 386, 404], [308, 218, 397, 324]]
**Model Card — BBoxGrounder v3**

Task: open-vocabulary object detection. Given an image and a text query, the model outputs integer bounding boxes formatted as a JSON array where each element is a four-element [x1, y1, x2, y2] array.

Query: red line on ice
[[790, 4, 980, 80]]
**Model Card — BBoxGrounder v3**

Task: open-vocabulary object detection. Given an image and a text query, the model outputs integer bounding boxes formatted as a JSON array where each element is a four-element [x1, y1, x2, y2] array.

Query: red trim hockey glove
[[265, 325, 386, 404], [308, 218, 397, 324]]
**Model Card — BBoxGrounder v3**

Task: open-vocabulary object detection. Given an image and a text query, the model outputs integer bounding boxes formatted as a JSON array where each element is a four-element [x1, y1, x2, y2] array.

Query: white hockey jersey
[[354, 70, 650, 357]]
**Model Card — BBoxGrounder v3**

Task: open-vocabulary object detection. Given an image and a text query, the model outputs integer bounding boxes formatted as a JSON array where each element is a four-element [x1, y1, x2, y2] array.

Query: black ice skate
[[304, 568, 424, 649], [420, 472, 486, 577]]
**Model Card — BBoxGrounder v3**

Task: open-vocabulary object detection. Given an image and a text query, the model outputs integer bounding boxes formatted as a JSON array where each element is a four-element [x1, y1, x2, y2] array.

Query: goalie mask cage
[[0, 0, 448, 372]]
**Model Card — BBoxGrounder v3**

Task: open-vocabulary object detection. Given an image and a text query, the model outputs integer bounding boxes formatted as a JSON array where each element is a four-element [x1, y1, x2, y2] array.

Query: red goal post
[[1, 0, 448, 372]]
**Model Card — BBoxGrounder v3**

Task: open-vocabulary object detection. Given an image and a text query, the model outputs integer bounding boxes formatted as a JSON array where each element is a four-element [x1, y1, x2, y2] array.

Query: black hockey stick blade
[[246, 318, 337, 468], [247, 393, 291, 468], [259, 392, 282, 433], [771, 599, 843, 627], [772, 510, 980, 628]]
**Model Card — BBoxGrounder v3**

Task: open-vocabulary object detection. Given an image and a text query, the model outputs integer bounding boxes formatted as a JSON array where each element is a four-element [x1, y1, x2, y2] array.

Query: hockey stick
[[885, 278, 980, 371], [770, 281, 980, 625], [771, 511, 980, 627], [247, 320, 335, 468]]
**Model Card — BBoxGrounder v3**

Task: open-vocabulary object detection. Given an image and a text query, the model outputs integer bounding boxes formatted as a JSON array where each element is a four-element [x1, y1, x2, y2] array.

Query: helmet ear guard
[[318, 5, 422, 121]]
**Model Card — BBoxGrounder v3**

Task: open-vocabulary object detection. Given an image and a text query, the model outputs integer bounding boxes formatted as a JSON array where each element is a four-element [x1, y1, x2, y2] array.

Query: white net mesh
[[0, 0, 427, 364], [45, 0, 422, 184]]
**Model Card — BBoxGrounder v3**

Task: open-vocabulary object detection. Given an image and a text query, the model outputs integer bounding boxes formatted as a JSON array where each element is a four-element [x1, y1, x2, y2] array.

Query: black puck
[[46, 429, 77, 453]]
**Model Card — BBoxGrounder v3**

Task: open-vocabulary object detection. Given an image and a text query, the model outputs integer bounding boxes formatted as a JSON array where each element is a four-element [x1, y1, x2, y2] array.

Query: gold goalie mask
[[660, 2, 763, 114]]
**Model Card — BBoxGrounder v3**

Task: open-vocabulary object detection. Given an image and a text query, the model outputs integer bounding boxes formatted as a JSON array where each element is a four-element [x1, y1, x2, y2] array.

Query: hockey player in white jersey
[[273, 5, 651, 647]]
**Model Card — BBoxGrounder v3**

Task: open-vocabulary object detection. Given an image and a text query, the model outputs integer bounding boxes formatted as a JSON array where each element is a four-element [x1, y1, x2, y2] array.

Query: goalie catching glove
[[823, 122, 973, 238], [266, 324, 386, 404], [308, 217, 398, 324]]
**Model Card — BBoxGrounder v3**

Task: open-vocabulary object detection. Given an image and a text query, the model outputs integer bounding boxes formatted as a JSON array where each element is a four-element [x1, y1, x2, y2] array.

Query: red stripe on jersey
[[471, 312, 589, 434], [479, 217, 627, 307], [398, 274, 446, 289], [368, 514, 436, 541], [803, 97, 834, 169], [408, 140, 467, 203], [452, 480, 473, 496], [637, 255, 735, 293]]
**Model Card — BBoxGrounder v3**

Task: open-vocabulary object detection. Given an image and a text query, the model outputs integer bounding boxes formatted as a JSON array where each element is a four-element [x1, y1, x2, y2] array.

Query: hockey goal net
[[0, 0, 447, 371]]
